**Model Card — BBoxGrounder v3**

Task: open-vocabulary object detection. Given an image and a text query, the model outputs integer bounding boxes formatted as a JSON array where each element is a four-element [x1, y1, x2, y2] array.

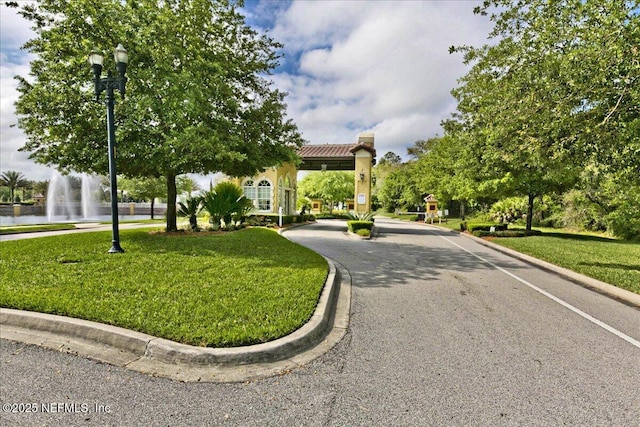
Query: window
[[243, 180, 256, 201], [257, 180, 271, 211]]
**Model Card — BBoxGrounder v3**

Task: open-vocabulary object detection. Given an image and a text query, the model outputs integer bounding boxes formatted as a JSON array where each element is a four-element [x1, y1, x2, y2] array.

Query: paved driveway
[[2, 218, 639, 426]]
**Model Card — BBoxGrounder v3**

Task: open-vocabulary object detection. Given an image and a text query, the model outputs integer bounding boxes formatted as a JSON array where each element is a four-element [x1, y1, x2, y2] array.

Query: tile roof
[[298, 143, 376, 158], [297, 144, 359, 158]]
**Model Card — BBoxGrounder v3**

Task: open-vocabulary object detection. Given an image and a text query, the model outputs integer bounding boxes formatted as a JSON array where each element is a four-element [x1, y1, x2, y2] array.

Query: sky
[[0, 0, 493, 185]]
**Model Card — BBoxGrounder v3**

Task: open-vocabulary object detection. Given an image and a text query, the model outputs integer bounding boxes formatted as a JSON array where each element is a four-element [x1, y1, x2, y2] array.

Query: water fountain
[[46, 172, 102, 222], [46, 172, 76, 221], [1, 170, 166, 226], [81, 174, 102, 220]]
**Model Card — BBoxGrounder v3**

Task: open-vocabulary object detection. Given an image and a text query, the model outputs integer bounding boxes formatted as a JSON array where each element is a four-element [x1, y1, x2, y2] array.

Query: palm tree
[[0, 171, 28, 203], [178, 196, 202, 231], [201, 182, 253, 230]]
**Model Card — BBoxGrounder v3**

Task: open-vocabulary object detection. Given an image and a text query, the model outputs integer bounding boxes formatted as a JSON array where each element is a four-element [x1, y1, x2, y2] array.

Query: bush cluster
[[461, 222, 509, 232], [245, 214, 316, 226], [315, 213, 351, 220], [355, 228, 371, 237], [347, 220, 374, 233], [472, 230, 542, 238]]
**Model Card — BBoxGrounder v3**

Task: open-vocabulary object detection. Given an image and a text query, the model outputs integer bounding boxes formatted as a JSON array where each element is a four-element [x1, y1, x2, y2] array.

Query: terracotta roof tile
[[297, 144, 359, 158]]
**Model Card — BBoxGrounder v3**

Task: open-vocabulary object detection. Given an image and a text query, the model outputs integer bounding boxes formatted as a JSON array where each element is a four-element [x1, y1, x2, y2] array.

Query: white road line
[[440, 235, 640, 350]]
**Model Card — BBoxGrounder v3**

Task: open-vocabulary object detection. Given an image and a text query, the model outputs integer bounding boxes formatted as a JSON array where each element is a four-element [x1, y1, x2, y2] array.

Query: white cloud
[[269, 0, 491, 159], [0, 0, 492, 184], [0, 2, 56, 182]]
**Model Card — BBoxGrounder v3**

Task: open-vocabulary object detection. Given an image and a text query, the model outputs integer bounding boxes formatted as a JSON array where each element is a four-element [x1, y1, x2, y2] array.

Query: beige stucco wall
[[232, 163, 297, 215], [353, 148, 373, 214]]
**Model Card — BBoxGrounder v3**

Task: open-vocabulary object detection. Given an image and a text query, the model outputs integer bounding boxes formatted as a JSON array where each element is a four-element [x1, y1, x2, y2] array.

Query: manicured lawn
[[0, 228, 328, 347], [492, 233, 640, 294], [0, 224, 76, 235]]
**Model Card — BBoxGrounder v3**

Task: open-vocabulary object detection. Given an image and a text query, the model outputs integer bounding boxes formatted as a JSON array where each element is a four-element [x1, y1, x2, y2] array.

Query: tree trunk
[[526, 193, 535, 232], [166, 173, 178, 231], [460, 199, 466, 220], [150, 197, 155, 220]]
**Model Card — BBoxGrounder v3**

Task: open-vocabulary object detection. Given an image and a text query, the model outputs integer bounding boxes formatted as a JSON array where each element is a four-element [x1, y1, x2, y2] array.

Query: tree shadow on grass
[[577, 262, 640, 272], [536, 231, 623, 244]]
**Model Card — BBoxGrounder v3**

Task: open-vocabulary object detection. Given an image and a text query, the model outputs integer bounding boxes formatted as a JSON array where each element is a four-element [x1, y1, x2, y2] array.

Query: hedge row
[[472, 230, 543, 238], [347, 220, 374, 233], [315, 213, 351, 220], [461, 222, 509, 232], [246, 214, 315, 226]]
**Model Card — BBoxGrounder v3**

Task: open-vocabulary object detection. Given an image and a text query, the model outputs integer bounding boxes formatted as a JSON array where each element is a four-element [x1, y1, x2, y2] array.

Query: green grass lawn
[[0, 228, 328, 347], [0, 223, 76, 235], [490, 233, 640, 294]]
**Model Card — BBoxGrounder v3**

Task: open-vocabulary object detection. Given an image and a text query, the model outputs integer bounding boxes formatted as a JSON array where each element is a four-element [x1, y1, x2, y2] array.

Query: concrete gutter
[[428, 224, 640, 309], [0, 253, 352, 382]]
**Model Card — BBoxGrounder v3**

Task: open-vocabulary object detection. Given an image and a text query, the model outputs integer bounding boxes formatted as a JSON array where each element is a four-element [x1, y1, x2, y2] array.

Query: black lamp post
[[89, 44, 128, 253]]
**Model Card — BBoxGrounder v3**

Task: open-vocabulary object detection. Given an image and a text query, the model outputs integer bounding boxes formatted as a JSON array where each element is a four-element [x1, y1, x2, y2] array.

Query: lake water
[[0, 215, 155, 226]]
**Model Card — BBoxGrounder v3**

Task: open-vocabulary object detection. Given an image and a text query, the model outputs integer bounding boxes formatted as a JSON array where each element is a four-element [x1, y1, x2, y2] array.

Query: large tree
[[377, 162, 423, 213], [298, 171, 354, 213], [449, 0, 637, 230], [119, 176, 165, 219], [10, 0, 303, 231], [413, 135, 478, 218]]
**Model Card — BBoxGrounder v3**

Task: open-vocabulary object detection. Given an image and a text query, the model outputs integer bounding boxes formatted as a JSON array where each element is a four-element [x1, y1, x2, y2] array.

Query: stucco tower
[[353, 132, 375, 214]]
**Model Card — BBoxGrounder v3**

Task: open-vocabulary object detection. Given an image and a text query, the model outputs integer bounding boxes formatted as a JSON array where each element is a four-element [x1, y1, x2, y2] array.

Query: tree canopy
[[10, 0, 303, 231], [298, 171, 354, 213], [447, 0, 639, 232], [374, 1, 639, 237]]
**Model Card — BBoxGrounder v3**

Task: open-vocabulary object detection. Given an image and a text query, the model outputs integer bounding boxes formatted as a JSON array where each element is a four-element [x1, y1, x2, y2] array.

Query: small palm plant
[[201, 182, 253, 231], [178, 196, 202, 231], [347, 211, 375, 222]]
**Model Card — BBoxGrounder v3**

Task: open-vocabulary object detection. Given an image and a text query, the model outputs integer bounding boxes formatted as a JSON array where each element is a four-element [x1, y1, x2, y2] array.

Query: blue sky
[[0, 0, 492, 184]]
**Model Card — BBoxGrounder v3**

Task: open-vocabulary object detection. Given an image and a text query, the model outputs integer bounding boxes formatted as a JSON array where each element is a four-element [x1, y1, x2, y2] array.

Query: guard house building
[[232, 132, 376, 215]]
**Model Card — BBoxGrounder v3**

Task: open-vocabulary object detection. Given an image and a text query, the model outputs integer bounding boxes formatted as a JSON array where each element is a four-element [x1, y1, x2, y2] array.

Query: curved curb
[[452, 229, 640, 309], [144, 259, 337, 366], [0, 255, 352, 382]]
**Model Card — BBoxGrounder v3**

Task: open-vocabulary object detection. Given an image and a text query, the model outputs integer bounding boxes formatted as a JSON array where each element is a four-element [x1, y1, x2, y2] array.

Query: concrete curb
[[423, 223, 640, 309], [0, 253, 352, 382], [143, 260, 338, 366]]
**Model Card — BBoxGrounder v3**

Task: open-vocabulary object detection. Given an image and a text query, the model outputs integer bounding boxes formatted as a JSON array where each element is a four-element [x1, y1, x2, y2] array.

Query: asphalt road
[[2, 218, 639, 426]]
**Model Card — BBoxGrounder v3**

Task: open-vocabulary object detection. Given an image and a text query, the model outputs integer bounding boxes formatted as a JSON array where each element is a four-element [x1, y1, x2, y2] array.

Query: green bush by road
[[0, 228, 328, 347]]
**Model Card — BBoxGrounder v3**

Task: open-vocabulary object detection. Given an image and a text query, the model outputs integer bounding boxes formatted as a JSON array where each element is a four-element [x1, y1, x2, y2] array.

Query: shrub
[[315, 213, 351, 220], [201, 182, 253, 229], [562, 189, 608, 232], [355, 228, 371, 237], [177, 196, 202, 231], [347, 220, 374, 233], [605, 198, 640, 240], [472, 230, 542, 238], [490, 196, 527, 223], [467, 222, 509, 232]]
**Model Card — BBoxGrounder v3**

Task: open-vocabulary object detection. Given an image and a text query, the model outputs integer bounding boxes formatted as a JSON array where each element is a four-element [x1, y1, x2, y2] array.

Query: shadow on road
[[288, 219, 526, 290]]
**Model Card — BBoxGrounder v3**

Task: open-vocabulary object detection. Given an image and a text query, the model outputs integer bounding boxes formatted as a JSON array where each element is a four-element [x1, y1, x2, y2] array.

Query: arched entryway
[[297, 132, 376, 213]]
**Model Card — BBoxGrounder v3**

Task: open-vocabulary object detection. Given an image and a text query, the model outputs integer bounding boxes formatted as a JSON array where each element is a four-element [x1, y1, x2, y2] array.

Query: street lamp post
[[89, 44, 128, 253]]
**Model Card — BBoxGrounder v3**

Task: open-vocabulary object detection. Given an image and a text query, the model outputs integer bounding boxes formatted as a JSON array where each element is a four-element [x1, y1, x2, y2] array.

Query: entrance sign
[[357, 193, 366, 205]]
